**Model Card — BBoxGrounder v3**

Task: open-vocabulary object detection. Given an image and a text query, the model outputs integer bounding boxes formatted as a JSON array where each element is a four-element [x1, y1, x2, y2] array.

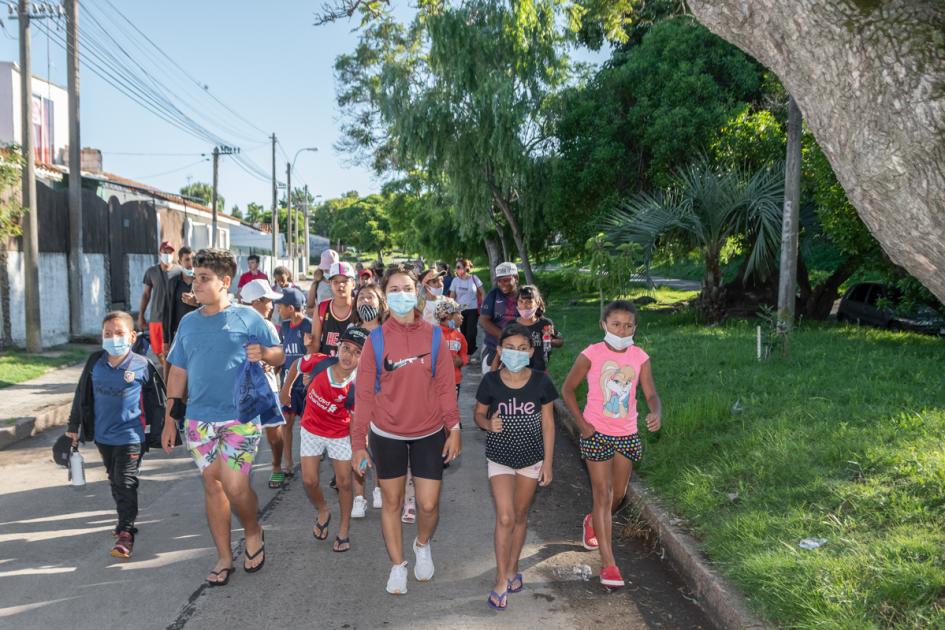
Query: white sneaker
[[352, 495, 367, 518], [386, 561, 408, 594], [372, 487, 382, 509], [413, 537, 434, 582]]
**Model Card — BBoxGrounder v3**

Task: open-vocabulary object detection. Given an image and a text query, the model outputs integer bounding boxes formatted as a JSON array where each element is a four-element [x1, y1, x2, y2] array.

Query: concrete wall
[[6, 251, 70, 346], [80, 254, 108, 336], [127, 254, 154, 318]]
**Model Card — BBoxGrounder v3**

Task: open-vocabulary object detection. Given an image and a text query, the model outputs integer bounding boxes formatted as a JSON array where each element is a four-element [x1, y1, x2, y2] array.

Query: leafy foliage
[[0, 146, 23, 238], [180, 181, 224, 212]]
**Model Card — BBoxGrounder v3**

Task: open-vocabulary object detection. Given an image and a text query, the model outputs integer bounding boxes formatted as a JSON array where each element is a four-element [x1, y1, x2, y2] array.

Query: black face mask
[[357, 304, 379, 322]]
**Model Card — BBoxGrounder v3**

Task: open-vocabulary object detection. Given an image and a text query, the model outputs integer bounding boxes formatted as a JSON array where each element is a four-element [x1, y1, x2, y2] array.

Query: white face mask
[[604, 331, 634, 350], [427, 286, 444, 297], [159, 253, 173, 265]]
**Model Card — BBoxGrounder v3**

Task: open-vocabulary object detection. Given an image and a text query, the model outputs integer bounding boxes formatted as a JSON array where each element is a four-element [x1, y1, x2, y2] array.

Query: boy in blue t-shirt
[[66, 311, 166, 560], [274, 286, 312, 477], [161, 248, 284, 586]]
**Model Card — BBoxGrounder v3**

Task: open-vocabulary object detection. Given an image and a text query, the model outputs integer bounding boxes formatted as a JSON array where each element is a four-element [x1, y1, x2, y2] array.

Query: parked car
[[836, 282, 945, 336]]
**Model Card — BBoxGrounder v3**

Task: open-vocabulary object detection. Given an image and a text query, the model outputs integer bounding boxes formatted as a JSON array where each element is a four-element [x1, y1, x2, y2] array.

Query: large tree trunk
[[803, 255, 862, 320], [688, 1, 945, 304], [483, 235, 501, 285], [490, 187, 537, 285]]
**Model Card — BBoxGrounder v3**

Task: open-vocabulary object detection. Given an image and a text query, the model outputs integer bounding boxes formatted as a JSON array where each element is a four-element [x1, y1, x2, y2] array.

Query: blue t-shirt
[[280, 316, 312, 389], [167, 304, 281, 422], [91, 352, 150, 446], [480, 288, 519, 351]]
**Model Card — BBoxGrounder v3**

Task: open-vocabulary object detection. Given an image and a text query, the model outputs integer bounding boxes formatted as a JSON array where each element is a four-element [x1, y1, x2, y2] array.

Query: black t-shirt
[[475, 370, 559, 469], [502, 316, 559, 372], [166, 275, 199, 342], [319, 301, 355, 357]]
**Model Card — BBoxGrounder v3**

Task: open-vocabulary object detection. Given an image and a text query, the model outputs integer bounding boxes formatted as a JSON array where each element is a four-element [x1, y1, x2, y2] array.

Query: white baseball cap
[[319, 249, 340, 271], [495, 262, 519, 278], [329, 261, 356, 280], [240, 279, 282, 303]]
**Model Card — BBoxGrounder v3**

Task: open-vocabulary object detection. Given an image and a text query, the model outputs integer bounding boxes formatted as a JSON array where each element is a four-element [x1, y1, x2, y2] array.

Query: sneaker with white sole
[[413, 537, 434, 581], [352, 495, 367, 518], [386, 561, 408, 594], [373, 487, 383, 509]]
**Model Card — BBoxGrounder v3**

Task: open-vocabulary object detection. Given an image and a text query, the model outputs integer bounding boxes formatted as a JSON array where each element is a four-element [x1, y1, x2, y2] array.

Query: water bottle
[[69, 448, 86, 488], [542, 327, 552, 356]]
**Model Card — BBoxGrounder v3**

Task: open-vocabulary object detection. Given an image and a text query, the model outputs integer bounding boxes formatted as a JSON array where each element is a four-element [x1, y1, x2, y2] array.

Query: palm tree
[[606, 159, 783, 320]]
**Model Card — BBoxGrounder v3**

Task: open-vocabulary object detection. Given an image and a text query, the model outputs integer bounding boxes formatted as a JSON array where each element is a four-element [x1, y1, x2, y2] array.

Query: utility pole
[[286, 161, 292, 272], [66, 0, 82, 338], [211, 146, 219, 247], [19, 0, 41, 352], [303, 184, 310, 273], [271, 133, 278, 263], [777, 95, 803, 332]]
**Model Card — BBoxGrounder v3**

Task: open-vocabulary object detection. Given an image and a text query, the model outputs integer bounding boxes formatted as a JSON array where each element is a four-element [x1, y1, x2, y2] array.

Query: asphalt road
[[0, 368, 710, 630]]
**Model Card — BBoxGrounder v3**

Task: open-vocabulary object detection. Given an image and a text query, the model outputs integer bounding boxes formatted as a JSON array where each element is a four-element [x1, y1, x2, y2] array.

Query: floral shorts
[[184, 419, 261, 475], [579, 432, 643, 463]]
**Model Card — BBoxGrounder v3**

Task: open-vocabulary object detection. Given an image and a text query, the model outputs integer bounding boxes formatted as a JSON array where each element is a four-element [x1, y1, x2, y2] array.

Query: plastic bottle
[[69, 448, 86, 487], [542, 327, 552, 356]]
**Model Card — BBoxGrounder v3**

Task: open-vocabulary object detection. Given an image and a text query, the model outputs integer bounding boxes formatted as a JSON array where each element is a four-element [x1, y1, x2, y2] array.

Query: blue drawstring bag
[[234, 335, 285, 426]]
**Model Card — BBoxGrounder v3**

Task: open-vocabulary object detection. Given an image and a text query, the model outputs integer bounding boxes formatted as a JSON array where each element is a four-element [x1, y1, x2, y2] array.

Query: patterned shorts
[[579, 432, 643, 463], [184, 419, 261, 475], [300, 427, 352, 461]]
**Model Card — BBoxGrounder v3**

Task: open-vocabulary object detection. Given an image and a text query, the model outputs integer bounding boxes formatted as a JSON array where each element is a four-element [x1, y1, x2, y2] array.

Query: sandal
[[401, 498, 416, 524], [243, 531, 266, 573], [282, 468, 296, 479], [268, 471, 286, 489], [332, 536, 350, 553], [207, 566, 234, 587], [487, 590, 508, 610], [507, 573, 524, 593], [313, 513, 331, 540]]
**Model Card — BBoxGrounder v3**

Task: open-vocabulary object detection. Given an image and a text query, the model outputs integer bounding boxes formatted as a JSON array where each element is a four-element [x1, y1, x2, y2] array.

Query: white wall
[[127, 254, 154, 319], [7, 251, 70, 346], [80, 253, 108, 336]]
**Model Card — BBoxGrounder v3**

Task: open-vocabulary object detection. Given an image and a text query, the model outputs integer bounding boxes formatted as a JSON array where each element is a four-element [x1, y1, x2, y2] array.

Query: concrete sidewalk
[[0, 361, 89, 450]]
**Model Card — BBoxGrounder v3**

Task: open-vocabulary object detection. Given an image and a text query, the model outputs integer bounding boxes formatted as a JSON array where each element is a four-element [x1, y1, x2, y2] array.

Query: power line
[[133, 157, 210, 180]]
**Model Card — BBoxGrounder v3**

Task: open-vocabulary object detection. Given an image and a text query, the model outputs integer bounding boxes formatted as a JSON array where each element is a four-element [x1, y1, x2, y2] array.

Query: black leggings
[[369, 429, 446, 481], [460, 308, 479, 355]]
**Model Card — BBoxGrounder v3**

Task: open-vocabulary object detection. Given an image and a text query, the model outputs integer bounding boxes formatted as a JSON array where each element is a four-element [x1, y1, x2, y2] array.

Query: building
[[0, 61, 68, 166]]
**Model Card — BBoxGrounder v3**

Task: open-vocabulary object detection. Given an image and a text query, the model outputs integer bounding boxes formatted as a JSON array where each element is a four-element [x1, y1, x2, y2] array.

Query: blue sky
[[0, 0, 605, 212]]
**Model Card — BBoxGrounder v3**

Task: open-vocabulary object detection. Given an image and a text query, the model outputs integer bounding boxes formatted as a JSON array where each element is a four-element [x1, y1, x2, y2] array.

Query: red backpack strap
[[318, 299, 331, 323]]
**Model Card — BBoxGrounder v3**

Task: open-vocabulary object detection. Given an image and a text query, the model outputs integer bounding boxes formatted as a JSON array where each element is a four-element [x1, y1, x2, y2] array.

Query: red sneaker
[[600, 565, 625, 588], [582, 513, 599, 550], [111, 531, 134, 559]]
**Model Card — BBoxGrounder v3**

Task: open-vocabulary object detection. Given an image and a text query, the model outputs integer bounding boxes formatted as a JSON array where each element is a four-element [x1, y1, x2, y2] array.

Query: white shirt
[[450, 274, 482, 310]]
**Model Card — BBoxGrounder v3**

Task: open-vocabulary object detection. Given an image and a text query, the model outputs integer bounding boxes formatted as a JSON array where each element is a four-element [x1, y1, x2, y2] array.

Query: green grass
[[0, 345, 91, 388], [541, 273, 945, 629]]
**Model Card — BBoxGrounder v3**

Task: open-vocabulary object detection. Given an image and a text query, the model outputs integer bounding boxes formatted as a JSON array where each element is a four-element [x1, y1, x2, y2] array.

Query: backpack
[[306, 356, 355, 410], [370, 325, 441, 393]]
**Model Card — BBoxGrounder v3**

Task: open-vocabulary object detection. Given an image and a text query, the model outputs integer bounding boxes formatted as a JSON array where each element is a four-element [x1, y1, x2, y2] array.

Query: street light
[[288, 147, 318, 274]]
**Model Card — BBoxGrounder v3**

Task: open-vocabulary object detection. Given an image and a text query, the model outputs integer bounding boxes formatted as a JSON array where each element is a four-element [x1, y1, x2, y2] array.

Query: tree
[[180, 182, 223, 212], [607, 159, 784, 320], [246, 202, 265, 225], [230, 204, 243, 220], [329, 194, 392, 259], [310, 191, 360, 238], [688, 0, 945, 303], [0, 146, 23, 237]]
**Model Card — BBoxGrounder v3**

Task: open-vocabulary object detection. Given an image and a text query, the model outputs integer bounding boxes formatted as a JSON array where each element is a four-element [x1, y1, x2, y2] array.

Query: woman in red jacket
[[351, 263, 462, 595]]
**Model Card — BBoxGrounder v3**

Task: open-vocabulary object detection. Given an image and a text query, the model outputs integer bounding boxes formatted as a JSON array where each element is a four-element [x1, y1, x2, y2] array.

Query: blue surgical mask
[[182, 268, 195, 277], [102, 335, 132, 357], [446, 319, 458, 329], [500, 348, 530, 373], [387, 291, 418, 316]]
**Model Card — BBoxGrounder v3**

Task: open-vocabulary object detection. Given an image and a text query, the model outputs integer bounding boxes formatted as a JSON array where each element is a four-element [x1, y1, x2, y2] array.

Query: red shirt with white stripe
[[299, 353, 355, 439]]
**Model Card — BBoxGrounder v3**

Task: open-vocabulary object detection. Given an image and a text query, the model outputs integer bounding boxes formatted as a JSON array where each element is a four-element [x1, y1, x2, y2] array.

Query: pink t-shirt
[[580, 342, 650, 436]]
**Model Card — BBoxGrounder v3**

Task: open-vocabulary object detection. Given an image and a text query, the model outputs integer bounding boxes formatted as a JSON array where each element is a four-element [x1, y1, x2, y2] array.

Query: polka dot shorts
[[579, 432, 643, 463]]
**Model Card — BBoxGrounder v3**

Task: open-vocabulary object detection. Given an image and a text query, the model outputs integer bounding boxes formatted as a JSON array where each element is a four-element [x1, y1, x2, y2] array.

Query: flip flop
[[207, 566, 234, 587], [243, 532, 266, 573], [283, 468, 296, 479], [313, 513, 331, 540], [507, 573, 524, 593], [487, 590, 508, 610], [332, 536, 350, 553], [268, 471, 286, 489]]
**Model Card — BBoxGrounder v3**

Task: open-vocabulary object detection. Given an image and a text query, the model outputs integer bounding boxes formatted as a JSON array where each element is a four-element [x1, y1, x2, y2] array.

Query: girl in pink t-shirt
[[561, 300, 662, 589]]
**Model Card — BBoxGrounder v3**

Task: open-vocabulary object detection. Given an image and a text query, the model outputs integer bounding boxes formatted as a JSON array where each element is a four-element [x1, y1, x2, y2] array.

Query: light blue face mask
[[387, 291, 418, 316], [182, 268, 195, 277], [500, 348, 530, 373], [446, 319, 458, 329], [102, 335, 132, 357]]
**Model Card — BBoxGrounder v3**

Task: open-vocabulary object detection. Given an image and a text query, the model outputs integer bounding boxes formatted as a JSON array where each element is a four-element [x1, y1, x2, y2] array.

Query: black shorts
[[369, 428, 447, 481]]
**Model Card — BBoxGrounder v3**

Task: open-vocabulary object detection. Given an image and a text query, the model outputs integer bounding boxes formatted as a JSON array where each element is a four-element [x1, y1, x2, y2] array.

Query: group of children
[[65, 249, 662, 608]]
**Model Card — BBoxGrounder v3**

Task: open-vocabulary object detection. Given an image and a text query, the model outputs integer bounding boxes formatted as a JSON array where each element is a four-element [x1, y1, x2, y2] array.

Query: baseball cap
[[434, 297, 461, 321], [160, 241, 175, 253], [419, 268, 446, 284], [495, 262, 518, 278], [319, 248, 340, 271], [359, 268, 374, 278], [274, 286, 305, 308], [240, 279, 282, 303], [329, 261, 356, 280], [339, 326, 369, 350]]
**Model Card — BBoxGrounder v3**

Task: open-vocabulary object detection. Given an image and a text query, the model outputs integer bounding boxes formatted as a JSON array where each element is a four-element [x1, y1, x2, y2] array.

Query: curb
[[0, 401, 72, 450], [553, 399, 768, 630]]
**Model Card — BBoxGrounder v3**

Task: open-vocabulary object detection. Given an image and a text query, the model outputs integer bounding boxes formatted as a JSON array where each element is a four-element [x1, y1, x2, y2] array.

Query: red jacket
[[351, 314, 460, 451]]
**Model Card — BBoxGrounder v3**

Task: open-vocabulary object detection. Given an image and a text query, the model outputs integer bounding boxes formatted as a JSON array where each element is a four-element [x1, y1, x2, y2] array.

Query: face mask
[[427, 286, 444, 297], [182, 268, 195, 277], [500, 348, 530, 373], [519, 307, 537, 319], [604, 331, 634, 350], [387, 292, 418, 316], [357, 304, 379, 322], [102, 335, 132, 357], [159, 253, 173, 265], [446, 319, 458, 329]]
